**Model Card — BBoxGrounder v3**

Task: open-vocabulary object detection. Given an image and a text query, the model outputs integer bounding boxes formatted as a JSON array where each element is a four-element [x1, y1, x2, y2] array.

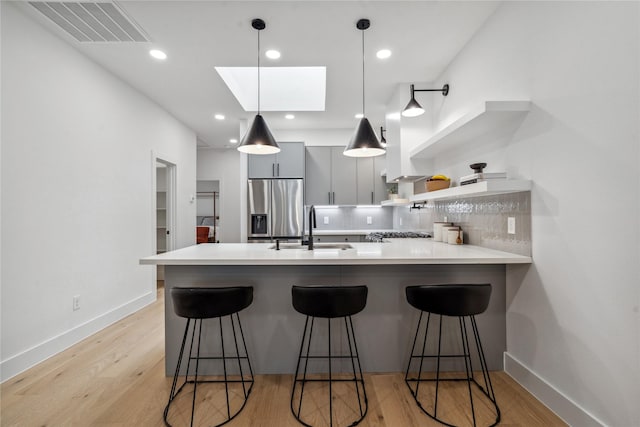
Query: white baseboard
[[1, 291, 156, 383], [504, 352, 605, 427]]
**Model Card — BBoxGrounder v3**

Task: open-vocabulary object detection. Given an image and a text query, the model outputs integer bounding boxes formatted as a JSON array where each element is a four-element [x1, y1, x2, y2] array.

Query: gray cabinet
[[305, 146, 357, 205], [356, 156, 387, 204], [248, 142, 305, 178], [313, 235, 362, 243], [331, 148, 357, 205]]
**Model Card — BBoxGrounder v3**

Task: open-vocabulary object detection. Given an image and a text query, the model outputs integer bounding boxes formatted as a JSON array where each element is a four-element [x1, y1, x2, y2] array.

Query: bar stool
[[290, 285, 368, 427], [404, 284, 500, 427], [164, 287, 254, 427]]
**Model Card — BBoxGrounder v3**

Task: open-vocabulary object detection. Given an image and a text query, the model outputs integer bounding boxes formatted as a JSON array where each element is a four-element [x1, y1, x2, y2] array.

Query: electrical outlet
[[73, 295, 80, 311], [366, 216, 372, 225], [508, 217, 516, 234], [399, 218, 403, 226], [444, 216, 448, 222], [323, 216, 329, 225]]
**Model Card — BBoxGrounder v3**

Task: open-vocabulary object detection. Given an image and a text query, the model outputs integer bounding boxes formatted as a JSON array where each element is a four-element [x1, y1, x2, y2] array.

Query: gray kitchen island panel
[[164, 264, 505, 375]]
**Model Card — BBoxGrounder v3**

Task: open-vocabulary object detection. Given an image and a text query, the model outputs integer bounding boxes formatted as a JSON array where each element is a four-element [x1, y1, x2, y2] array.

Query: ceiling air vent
[[29, 2, 149, 42]]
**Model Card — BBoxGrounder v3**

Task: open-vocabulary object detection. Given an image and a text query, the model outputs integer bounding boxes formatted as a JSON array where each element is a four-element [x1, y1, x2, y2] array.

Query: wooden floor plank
[[1, 287, 566, 427]]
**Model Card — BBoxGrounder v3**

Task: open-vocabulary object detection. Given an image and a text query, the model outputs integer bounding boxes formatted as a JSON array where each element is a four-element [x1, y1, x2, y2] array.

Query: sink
[[269, 243, 353, 250]]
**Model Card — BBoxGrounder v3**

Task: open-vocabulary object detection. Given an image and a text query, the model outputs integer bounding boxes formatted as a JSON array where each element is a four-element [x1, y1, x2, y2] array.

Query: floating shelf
[[410, 180, 532, 202], [410, 101, 531, 159], [381, 198, 410, 206]]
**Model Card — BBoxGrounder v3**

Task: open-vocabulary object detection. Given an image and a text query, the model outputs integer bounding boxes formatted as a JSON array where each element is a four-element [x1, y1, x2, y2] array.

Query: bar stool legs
[[291, 315, 368, 427], [163, 288, 254, 427], [291, 286, 369, 427], [405, 284, 500, 427]]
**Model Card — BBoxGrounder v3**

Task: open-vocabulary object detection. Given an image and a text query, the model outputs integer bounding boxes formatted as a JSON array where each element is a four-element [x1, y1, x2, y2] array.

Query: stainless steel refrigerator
[[248, 179, 304, 242]]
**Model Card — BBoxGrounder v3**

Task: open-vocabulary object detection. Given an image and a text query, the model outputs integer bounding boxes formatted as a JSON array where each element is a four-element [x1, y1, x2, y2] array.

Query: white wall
[[430, 2, 639, 425], [196, 148, 245, 243], [0, 3, 197, 381], [274, 128, 353, 146]]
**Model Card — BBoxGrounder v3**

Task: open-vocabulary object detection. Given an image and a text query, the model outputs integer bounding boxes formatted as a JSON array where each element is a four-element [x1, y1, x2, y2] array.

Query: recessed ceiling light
[[229, 138, 238, 144], [265, 50, 281, 59], [214, 114, 225, 120], [285, 114, 295, 119], [149, 49, 167, 60], [355, 113, 364, 119], [376, 49, 392, 59]]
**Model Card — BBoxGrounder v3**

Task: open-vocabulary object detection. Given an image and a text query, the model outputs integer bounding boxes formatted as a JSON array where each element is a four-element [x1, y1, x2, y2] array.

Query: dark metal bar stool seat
[[405, 284, 500, 427], [164, 287, 254, 427], [291, 285, 369, 427]]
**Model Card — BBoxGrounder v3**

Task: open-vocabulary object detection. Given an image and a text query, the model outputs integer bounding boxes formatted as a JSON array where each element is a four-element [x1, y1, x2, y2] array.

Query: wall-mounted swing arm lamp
[[344, 19, 386, 158], [380, 126, 387, 148], [401, 83, 450, 118], [237, 19, 280, 155]]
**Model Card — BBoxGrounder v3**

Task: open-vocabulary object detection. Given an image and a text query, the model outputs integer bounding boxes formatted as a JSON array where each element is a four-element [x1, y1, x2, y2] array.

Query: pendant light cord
[[361, 28, 365, 117], [257, 28, 261, 115]]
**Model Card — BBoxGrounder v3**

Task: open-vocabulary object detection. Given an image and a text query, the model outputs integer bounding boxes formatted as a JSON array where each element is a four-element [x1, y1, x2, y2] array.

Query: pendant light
[[237, 19, 280, 155], [344, 19, 385, 158], [401, 83, 450, 117]]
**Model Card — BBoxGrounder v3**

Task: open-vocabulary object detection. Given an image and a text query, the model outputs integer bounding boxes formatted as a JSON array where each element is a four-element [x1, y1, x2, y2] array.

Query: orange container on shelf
[[426, 180, 450, 192]]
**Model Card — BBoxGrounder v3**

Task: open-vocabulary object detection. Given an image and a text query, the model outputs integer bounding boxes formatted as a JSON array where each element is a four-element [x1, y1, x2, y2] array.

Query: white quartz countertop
[[140, 239, 532, 266]]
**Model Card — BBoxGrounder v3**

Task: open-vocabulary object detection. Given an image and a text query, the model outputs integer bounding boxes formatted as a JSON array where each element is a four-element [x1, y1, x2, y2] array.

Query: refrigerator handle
[[276, 163, 280, 177], [371, 191, 374, 204], [332, 192, 335, 205], [328, 192, 331, 204], [272, 163, 275, 177]]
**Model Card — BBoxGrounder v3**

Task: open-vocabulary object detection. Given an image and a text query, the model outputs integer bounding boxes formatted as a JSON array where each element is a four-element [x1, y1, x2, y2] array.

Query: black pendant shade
[[237, 18, 280, 155], [344, 117, 386, 157], [402, 92, 425, 117], [402, 83, 449, 117], [237, 114, 280, 154], [345, 18, 385, 158]]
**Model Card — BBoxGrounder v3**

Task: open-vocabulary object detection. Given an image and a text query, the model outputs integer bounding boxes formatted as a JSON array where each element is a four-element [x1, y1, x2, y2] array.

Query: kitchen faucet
[[306, 205, 316, 250]]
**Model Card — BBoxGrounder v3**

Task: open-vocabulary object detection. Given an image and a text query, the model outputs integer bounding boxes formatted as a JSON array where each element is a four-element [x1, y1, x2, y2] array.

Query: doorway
[[155, 158, 176, 288], [196, 180, 220, 243]]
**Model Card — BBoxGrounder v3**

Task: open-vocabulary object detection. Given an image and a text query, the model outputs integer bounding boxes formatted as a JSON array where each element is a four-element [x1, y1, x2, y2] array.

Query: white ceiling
[[19, 1, 501, 149]]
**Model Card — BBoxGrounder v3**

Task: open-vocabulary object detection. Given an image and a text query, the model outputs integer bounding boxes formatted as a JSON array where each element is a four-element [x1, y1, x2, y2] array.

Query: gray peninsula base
[[163, 264, 506, 376]]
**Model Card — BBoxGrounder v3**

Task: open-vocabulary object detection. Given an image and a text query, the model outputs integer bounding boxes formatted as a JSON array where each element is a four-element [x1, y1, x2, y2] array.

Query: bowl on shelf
[[470, 162, 487, 173], [426, 180, 451, 192]]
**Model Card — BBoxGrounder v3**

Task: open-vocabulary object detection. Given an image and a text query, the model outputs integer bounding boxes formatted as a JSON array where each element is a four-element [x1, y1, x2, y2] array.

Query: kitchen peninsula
[[141, 240, 531, 375]]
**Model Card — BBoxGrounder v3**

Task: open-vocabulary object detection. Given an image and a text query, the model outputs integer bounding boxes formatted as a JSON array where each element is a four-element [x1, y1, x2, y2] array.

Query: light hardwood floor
[[1, 286, 566, 427]]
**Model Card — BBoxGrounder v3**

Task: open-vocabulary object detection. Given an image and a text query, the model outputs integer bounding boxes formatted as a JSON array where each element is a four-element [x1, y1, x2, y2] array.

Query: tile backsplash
[[307, 206, 394, 231], [394, 192, 531, 256], [305, 192, 531, 256]]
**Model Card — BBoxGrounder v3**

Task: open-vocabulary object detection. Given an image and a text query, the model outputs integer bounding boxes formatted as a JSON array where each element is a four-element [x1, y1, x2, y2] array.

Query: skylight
[[215, 66, 326, 112]]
